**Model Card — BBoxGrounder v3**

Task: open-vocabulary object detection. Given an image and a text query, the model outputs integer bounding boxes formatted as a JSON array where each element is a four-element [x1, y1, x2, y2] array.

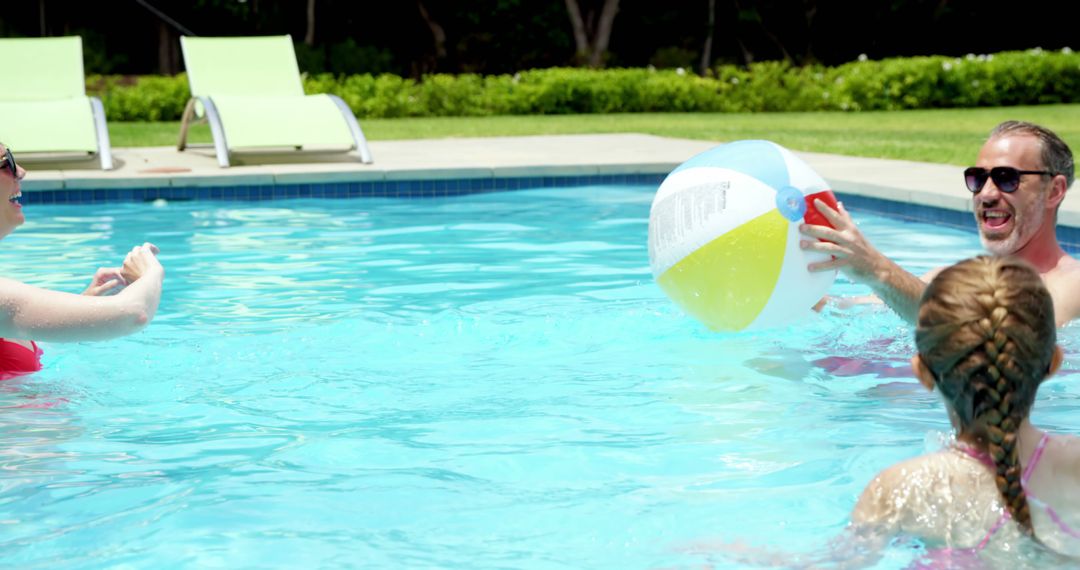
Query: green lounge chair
[[0, 36, 113, 170], [177, 35, 373, 168]]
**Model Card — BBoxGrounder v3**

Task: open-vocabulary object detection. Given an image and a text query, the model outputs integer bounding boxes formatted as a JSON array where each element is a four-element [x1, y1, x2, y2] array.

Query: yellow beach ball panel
[[655, 208, 788, 331], [648, 168, 777, 276]]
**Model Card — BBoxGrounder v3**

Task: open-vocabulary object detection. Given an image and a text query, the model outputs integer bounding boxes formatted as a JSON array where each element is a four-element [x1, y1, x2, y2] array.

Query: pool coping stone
[[15, 133, 1080, 238]]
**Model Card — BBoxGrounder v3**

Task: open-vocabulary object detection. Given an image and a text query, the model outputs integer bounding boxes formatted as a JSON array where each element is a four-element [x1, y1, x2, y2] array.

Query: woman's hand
[[84, 242, 163, 295], [82, 267, 127, 296], [120, 243, 163, 284]]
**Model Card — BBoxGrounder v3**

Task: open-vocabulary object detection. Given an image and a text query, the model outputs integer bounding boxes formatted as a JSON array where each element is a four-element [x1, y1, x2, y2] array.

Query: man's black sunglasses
[[1, 148, 15, 178], [964, 166, 1054, 194]]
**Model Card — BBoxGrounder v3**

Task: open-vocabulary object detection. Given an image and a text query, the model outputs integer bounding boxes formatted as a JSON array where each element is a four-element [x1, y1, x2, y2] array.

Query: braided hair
[[915, 256, 1056, 535]]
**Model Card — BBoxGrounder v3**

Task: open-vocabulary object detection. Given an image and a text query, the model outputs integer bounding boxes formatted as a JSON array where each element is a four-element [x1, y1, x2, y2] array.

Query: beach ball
[[647, 140, 839, 331]]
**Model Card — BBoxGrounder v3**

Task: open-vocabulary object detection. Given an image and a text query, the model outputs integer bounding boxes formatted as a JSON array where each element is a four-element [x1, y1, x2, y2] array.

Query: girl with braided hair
[[851, 255, 1080, 561]]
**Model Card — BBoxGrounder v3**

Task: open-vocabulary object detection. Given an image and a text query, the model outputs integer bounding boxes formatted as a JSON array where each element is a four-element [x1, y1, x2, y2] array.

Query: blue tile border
[[22, 172, 1080, 253], [21, 173, 670, 204], [836, 193, 975, 231], [837, 192, 1080, 254]]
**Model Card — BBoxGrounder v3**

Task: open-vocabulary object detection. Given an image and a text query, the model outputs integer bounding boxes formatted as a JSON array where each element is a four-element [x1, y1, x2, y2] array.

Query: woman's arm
[[0, 244, 163, 342]]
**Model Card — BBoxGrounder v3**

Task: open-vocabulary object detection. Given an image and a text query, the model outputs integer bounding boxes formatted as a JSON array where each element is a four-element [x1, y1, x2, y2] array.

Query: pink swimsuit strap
[[955, 432, 1049, 478], [1021, 435, 1080, 540], [973, 433, 1080, 549], [1021, 433, 1049, 485], [955, 442, 995, 469]]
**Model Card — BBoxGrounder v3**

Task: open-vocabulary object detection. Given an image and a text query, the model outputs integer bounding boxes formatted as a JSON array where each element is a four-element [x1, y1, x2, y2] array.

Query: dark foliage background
[[0, 0, 1073, 76]]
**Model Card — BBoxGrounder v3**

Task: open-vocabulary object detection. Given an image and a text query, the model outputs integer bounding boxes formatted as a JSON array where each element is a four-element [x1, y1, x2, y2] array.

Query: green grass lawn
[[112, 104, 1080, 166]]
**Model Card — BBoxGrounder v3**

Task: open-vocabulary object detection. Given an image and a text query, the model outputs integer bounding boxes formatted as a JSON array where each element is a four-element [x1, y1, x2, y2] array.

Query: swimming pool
[[2, 185, 1078, 569]]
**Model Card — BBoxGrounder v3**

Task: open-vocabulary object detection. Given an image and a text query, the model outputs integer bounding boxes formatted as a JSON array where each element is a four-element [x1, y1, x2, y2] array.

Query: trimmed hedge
[[88, 48, 1080, 121]]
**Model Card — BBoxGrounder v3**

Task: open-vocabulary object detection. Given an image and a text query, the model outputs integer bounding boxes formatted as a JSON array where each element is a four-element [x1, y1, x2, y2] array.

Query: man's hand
[[799, 199, 885, 284], [801, 199, 927, 323]]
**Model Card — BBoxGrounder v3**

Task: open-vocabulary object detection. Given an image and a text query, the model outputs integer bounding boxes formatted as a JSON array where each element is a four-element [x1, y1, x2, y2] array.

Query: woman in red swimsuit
[[851, 256, 1080, 561], [0, 142, 165, 380]]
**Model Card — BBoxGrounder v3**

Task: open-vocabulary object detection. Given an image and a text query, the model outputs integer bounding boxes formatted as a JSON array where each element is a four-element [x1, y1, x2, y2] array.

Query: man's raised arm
[[799, 198, 928, 324]]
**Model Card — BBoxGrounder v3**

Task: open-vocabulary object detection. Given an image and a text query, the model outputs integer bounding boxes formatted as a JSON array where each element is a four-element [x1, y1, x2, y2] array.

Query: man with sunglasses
[[799, 120, 1080, 326]]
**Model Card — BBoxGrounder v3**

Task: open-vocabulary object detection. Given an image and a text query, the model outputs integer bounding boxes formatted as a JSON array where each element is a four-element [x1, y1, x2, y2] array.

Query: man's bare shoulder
[[1051, 253, 1080, 277], [1043, 254, 1080, 325]]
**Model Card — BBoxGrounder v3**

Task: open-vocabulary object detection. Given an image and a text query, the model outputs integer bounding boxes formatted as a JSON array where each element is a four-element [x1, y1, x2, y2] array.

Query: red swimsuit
[[0, 338, 43, 380]]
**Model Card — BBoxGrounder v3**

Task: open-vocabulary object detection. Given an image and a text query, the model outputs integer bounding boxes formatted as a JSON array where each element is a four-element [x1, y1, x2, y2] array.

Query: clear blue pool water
[[2, 186, 1079, 569]]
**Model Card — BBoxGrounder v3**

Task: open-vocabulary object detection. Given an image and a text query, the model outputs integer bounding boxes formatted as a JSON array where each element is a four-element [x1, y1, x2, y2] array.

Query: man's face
[[972, 135, 1054, 255], [0, 145, 25, 239]]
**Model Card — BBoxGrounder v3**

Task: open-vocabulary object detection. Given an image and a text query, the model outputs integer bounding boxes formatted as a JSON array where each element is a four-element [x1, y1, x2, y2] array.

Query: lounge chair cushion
[[182, 36, 306, 98], [6, 37, 86, 100], [0, 99, 97, 154], [0, 37, 106, 161], [178, 34, 372, 165], [211, 94, 354, 150]]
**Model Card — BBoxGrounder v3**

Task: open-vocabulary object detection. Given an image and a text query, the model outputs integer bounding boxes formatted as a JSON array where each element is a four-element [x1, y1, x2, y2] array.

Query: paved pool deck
[[18, 133, 1080, 231]]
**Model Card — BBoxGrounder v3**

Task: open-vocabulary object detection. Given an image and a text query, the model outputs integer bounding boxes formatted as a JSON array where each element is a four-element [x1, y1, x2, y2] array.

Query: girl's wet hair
[[915, 255, 1056, 535]]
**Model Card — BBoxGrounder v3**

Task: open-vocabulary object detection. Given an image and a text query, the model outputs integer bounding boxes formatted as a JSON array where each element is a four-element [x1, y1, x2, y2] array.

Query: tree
[[732, 0, 790, 64], [564, 0, 620, 68], [700, 0, 716, 74], [305, 0, 316, 46], [416, 0, 447, 73]]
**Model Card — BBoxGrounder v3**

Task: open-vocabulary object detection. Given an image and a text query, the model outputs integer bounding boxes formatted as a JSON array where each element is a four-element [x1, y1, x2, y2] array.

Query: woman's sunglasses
[[964, 166, 1053, 194], [1, 148, 16, 178]]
